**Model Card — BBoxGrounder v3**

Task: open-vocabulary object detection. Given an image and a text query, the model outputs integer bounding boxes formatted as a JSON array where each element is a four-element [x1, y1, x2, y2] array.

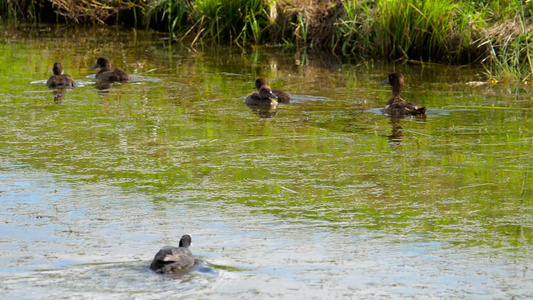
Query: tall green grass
[[483, 0, 533, 82], [144, 0, 192, 36], [338, 0, 484, 62], [193, 0, 269, 45], [143, 0, 270, 46]]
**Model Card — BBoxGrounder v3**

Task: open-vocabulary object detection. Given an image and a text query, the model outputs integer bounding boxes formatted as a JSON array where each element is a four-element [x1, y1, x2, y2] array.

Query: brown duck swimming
[[46, 62, 75, 88], [253, 78, 290, 103], [150, 234, 194, 273], [91, 57, 130, 82], [379, 72, 426, 116], [245, 84, 278, 107]]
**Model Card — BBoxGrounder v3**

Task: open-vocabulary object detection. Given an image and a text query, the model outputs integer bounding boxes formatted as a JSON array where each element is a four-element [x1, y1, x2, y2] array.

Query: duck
[[91, 57, 130, 82], [245, 85, 278, 107], [379, 72, 427, 116], [253, 78, 291, 103], [46, 62, 75, 88], [150, 234, 194, 273]]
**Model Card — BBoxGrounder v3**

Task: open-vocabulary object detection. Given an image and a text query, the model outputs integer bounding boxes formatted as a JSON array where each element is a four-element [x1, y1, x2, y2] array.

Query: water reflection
[[94, 81, 113, 93], [388, 117, 404, 146], [387, 115, 427, 147], [246, 104, 278, 118], [51, 88, 69, 104]]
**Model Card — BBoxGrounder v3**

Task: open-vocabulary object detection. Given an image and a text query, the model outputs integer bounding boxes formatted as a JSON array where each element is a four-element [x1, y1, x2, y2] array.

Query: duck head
[[179, 234, 192, 248], [254, 77, 267, 90], [91, 57, 112, 70], [258, 85, 277, 99], [379, 72, 404, 91], [52, 62, 64, 75]]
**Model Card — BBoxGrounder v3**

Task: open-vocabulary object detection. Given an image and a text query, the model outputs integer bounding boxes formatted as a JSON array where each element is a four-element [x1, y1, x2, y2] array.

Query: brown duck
[[379, 72, 426, 116], [91, 57, 130, 82], [253, 78, 290, 103], [245, 84, 278, 107], [46, 62, 75, 88]]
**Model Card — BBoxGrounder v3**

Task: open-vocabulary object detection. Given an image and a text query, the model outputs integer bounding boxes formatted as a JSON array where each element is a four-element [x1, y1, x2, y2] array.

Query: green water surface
[[0, 24, 532, 298]]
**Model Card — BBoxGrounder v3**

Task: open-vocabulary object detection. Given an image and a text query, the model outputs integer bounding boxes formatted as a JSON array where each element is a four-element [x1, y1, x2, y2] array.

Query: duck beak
[[378, 78, 390, 86], [91, 63, 99, 69], [269, 92, 278, 99]]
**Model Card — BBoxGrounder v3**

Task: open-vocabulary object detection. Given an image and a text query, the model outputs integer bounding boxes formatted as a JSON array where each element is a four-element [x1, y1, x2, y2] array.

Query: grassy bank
[[1, 0, 532, 82]]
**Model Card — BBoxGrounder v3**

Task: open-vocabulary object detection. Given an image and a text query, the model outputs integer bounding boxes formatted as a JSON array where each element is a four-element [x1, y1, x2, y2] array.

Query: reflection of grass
[[3, 0, 533, 81]]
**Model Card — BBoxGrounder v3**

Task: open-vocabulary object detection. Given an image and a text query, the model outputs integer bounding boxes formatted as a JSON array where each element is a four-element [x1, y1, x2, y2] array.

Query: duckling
[[150, 234, 194, 273], [46, 62, 75, 88], [253, 78, 291, 103], [245, 85, 278, 107], [379, 72, 426, 116], [91, 57, 130, 82]]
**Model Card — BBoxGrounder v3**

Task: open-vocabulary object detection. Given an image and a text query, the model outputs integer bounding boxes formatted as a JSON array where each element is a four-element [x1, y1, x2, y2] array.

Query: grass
[[192, 0, 268, 45], [144, 0, 192, 36], [1, 0, 533, 82], [482, 0, 533, 82], [339, 0, 484, 62]]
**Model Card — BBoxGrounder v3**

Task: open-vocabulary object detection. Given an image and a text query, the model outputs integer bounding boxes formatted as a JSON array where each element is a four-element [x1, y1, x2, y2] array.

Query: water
[[0, 24, 532, 299]]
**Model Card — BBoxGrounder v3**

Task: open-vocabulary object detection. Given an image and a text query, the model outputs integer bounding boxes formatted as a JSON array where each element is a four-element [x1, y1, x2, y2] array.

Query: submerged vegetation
[[1, 0, 533, 82]]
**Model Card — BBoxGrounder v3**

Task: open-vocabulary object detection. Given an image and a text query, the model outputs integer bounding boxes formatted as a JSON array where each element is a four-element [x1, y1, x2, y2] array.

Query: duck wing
[[150, 246, 194, 272]]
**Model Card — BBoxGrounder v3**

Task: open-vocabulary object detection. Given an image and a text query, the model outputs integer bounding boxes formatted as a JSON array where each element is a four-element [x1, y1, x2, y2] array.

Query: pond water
[[0, 24, 532, 299]]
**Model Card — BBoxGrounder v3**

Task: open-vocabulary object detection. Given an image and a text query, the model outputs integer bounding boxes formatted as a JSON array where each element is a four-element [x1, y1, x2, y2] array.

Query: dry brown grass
[[269, 0, 344, 50], [50, 0, 143, 24]]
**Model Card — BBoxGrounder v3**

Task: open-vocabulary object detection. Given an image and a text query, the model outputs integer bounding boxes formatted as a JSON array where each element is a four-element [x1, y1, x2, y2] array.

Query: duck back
[[379, 73, 426, 117], [47, 75, 75, 88], [95, 67, 130, 82], [150, 246, 194, 273], [46, 62, 75, 88]]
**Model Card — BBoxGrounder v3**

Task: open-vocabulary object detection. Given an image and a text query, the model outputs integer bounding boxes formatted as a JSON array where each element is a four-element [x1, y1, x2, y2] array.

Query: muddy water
[[0, 24, 532, 298]]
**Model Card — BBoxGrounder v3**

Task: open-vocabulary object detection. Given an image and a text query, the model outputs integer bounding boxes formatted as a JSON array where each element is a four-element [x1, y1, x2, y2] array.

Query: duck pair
[[245, 77, 291, 107], [46, 57, 130, 88]]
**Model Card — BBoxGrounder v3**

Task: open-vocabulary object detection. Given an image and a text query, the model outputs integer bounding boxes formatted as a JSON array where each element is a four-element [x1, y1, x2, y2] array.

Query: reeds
[[338, 0, 483, 62], [143, 0, 269, 46], [144, 0, 192, 35], [483, 0, 533, 83], [0, 0, 40, 20], [193, 0, 268, 45]]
